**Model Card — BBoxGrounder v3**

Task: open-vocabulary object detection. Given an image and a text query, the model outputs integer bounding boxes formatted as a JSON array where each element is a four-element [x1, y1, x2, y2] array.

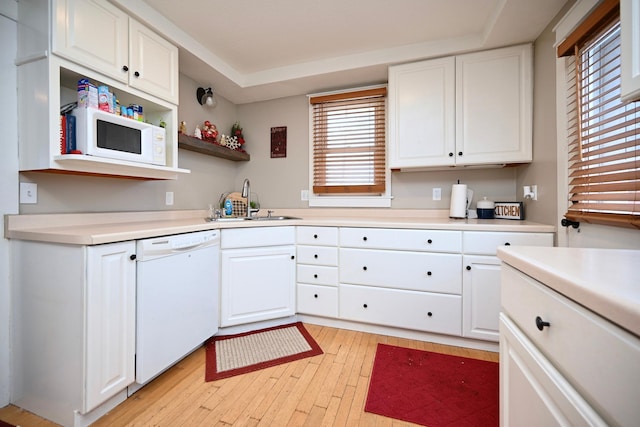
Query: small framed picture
[[271, 126, 287, 158], [494, 202, 525, 220]]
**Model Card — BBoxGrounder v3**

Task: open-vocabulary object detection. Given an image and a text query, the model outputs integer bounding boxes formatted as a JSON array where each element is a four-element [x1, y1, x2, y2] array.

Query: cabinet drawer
[[221, 226, 295, 249], [340, 284, 462, 336], [297, 284, 338, 318], [297, 246, 338, 266], [297, 265, 338, 286], [340, 227, 462, 253], [297, 226, 338, 246], [502, 264, 640, 426], [340, 248, 462, 294], [464, 231, 552, 255]]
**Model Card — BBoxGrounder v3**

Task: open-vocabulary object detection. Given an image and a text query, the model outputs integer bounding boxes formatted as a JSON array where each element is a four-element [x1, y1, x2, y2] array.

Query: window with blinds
[[309, 87, 386, 195], [560, 5, 639, 229]]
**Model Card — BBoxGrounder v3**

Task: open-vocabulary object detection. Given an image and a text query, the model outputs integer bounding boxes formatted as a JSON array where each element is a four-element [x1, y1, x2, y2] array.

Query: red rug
[[205, 322, 322, 381], [365, 344, 499, 427]]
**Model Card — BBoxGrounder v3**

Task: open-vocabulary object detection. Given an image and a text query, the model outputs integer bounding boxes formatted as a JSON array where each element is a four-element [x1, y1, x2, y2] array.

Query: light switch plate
[[165, 191, 174, 205], [432, 187, 441, 201], [20, 183, 38, 204]]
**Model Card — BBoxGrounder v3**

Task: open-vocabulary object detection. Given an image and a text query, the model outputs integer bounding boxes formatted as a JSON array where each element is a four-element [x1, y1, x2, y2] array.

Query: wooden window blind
[[563, 11, 640, 229], [310, 87, 386, 194]]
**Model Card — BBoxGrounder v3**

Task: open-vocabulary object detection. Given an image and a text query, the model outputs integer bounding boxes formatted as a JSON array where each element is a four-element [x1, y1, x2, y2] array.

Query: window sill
[[308, 195, 392, 208]]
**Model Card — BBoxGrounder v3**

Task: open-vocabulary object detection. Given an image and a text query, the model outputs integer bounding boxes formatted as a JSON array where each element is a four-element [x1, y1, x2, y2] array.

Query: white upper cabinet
[[621, 0, 640, 102], [388, 57, 455, 168], [128, 19, 179, 104], [388, 44, 533, 170], [456, 44, 533, 165], [53, 0, 178, 104], [53, 0, 129, 84]]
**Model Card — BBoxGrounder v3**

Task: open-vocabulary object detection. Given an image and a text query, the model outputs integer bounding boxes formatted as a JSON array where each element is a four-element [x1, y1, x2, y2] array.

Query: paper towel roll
[[449, 184, 468, 218]]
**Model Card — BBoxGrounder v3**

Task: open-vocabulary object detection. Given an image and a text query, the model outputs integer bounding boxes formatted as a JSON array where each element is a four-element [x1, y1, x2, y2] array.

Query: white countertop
[[4, 208, 555, 245], [498, 246, 640, 338]]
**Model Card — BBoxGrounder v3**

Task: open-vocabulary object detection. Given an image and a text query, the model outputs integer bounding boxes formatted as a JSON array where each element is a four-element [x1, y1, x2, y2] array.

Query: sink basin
[[250, 216, 301, 221], [205, 217, 252, 222], [205, 216, 300, 222]]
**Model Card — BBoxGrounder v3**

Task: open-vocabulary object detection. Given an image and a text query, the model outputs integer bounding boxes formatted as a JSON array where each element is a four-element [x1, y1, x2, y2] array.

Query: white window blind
[[310, 88, 386, 195], [562, 10, 639, 229]]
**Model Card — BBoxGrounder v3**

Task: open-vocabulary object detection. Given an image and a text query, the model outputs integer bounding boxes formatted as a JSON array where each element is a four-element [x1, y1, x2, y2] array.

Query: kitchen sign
[[494, 202, 525, 220]]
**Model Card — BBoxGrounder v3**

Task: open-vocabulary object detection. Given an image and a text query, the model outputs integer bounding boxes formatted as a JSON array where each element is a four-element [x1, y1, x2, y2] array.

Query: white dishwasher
[[135, 230, 219, 384]]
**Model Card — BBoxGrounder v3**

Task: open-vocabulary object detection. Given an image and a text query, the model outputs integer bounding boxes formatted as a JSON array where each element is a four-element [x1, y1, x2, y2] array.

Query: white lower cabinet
[[340, 284, 462, 335], [500, 314, 605, 426], [12, 240, 136, 427], [501, 263, 640, 426], [462, 255, 501, 341], [221, 227, 296, 327], [462, 231, 553, 342], [296, 226, 339, 318]]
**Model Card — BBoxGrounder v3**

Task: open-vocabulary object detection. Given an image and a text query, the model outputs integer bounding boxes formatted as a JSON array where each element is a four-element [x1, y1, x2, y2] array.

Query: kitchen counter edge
[[5, 209, 556, 246], [497, 245, 640, 338]]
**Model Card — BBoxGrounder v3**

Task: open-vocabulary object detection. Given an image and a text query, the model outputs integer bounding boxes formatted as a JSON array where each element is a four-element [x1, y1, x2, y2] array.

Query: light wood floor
[[0, 324, 498, 427]]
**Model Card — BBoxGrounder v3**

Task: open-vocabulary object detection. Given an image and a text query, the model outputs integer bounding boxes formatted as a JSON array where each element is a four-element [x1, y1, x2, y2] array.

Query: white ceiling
[[115, 0, 569, 104]]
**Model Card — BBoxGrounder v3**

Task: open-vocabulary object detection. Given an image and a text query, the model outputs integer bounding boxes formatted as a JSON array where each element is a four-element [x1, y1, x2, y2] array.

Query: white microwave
[[72, 107, 166, 166]]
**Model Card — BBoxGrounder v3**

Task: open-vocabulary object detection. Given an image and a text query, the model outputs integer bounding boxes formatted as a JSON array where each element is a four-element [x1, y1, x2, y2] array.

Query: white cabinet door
[[128, 18, 179, 104], [500, 314, 606, 426], [388, 57, 455, 168], [221, 245, 296, 326], [455, 44, 532, 165], [463, 255, 500, 342], [53, 0, 129, 83], [85, 242, 136, 412], [621, 0, 640, 102]]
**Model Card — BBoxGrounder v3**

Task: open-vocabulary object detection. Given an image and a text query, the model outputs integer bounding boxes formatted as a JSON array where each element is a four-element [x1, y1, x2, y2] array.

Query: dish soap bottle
[[224, 198, 233, 216]]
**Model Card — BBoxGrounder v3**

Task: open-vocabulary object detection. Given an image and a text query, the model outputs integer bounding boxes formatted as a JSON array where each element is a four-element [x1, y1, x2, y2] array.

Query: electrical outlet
[[301, 190, 309, 201], [165, 191, 174, 205], [432, 187, 441, 201], [20, 183, 38, 204]]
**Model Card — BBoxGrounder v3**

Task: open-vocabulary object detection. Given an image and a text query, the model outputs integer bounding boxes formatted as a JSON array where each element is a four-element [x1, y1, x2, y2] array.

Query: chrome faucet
[[241, 178, 257, 218]]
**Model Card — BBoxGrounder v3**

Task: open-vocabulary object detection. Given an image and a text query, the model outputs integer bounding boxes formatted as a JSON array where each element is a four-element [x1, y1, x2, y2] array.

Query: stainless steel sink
[[205, 216, 300, 222], [250, 216, 301, 221]]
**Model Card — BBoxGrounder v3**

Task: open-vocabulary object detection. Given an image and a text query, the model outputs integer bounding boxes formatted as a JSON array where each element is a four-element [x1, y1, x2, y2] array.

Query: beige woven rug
[[205, 322, 323, 381]]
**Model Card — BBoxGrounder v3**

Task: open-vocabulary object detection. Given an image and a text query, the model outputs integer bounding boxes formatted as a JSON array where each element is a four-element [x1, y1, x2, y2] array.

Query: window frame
[[307, 85, 391, 208], [558, 0, 639, 229]]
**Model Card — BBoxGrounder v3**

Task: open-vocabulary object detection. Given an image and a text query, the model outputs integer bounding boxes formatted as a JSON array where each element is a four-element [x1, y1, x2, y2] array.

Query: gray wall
[[515, 2, 562, 229], [1, 2, 19, 407]]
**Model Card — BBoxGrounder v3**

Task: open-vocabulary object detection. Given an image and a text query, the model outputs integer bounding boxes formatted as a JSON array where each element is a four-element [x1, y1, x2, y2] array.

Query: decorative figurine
[[202, 120, 218, 142], [194, 125, 202, 139], [179, 121, 187, 134]]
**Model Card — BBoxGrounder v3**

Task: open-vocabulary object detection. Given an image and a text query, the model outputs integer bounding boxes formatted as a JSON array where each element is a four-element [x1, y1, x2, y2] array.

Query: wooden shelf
[[178, 133, 250, 161]]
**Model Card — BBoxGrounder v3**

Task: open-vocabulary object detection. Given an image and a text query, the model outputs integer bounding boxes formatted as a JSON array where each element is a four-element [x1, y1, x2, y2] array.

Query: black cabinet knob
[[363, 266, 367, 271], [313, 234, 318, 239], [134, 71, 140, 77], [427, 271, 432, 276], [314, 254, 318, 259], [427, 239, 433, 244], [363, 304, 368, 308], [314, 294, 318, 298], [122, 65, 129, 72], [363, 236, 368, 241], [449, 152, 454, 157], [314, 274, 318, 279], [535, 316, 550, 331], [505, 242, 511, 246], [129, 254, 136, 260], [291, 255, 295, 260], [427, 312, 433, 317], [466, 265, 471, 271], [458, 151, 463, 156]]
